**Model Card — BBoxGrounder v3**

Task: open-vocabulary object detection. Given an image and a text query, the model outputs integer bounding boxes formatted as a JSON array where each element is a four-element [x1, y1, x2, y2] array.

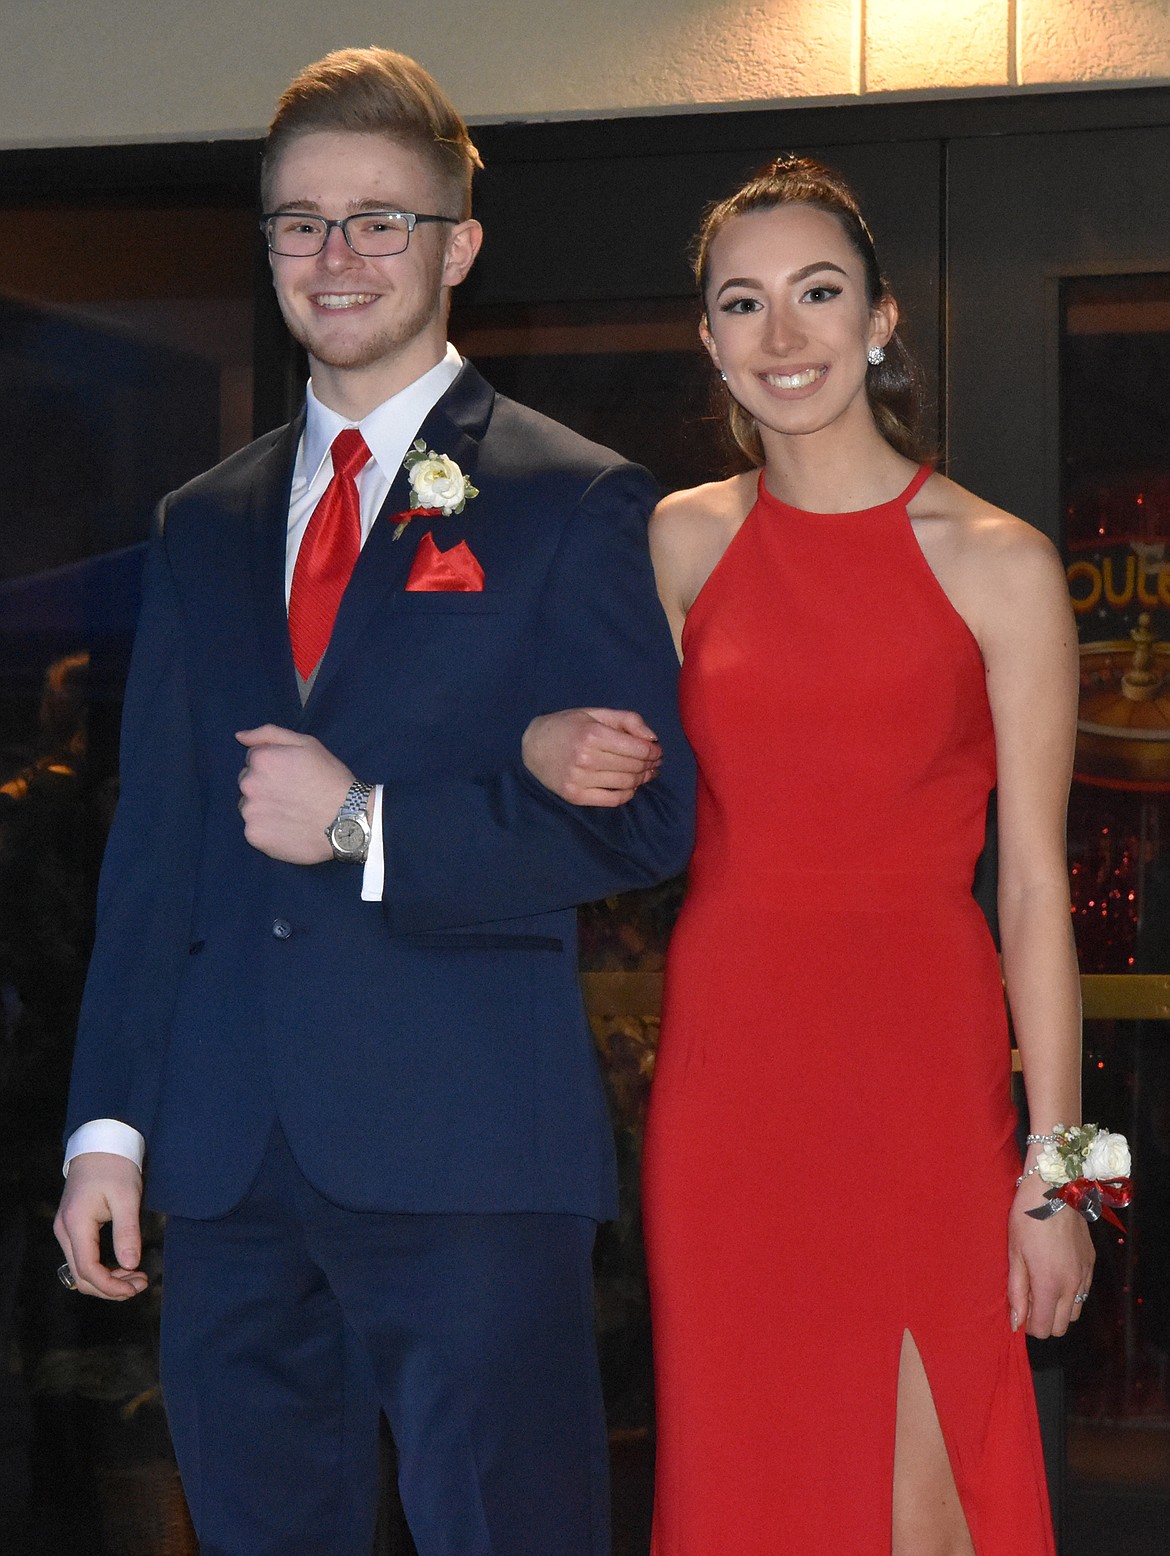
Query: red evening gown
[[643, 465, 1055, 1555]]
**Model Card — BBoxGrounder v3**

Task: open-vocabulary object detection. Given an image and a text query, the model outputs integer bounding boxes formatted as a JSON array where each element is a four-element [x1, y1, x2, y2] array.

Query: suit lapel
[[304, 362, 495, 710], [246, 415, 304, 722]]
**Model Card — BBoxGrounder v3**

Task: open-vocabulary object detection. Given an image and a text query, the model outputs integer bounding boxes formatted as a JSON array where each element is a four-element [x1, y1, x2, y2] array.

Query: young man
[[53, 48, 693, 1556]]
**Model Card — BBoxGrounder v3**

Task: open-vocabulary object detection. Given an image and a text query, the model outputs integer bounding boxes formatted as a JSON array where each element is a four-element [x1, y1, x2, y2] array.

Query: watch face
[[332, 817, 366, 854]]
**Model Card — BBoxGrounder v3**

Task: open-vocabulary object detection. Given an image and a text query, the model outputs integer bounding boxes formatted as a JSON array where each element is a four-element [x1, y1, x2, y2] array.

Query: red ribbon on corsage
[[1027, 1176, 1133, 1231]]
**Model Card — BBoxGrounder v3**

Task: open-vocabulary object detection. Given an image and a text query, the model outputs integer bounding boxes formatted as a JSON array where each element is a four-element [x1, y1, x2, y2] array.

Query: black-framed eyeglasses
[[260, 209, 460, 258]]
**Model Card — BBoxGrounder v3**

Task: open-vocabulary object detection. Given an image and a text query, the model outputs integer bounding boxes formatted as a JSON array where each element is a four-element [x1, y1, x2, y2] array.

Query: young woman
[[524, 157, 1093, 1555]]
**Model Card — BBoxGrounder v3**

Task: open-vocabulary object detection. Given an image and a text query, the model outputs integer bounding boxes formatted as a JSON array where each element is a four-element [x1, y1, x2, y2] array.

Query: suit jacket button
[[271, 918, 292, 940]]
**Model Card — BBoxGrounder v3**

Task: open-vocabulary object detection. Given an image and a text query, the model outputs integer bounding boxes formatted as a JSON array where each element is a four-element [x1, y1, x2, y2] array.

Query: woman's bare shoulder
[[912, 472, 1070, 638], [650, 471, 758, 615], [651, 471, 758, 535], [915, 472, 1062, 568]]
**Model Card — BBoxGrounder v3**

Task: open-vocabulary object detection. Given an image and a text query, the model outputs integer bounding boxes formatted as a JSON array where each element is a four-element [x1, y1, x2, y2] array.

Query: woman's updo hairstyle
[[693, 155, 928, 466]]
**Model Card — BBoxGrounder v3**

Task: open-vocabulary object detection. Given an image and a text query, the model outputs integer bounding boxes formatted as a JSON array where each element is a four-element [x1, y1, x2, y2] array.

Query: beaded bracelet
[[1025, 1133, 1058, 1145], [1015, 1164, 1067, 1209]]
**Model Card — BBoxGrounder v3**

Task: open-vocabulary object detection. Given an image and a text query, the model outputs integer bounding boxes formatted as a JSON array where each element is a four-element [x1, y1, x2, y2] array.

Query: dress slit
[[894, 1327, 977, 1556]]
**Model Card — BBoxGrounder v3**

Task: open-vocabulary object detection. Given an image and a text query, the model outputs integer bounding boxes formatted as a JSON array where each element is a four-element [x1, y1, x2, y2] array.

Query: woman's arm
[[522, 707, 662, 806], [520, 482, 751, 805], [977, 520, 1095, 1339], [519, 489, 706, 803]]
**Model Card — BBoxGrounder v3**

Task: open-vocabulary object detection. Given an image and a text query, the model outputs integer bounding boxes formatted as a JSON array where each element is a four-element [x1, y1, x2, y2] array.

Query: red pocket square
[[405, 531, 485, 593]]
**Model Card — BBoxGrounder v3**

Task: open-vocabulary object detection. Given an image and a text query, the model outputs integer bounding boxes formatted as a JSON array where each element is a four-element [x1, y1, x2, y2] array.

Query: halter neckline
[[756, 462, 933, 517]]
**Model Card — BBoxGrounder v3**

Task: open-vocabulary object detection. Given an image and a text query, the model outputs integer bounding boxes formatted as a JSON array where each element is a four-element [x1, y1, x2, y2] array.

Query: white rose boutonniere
[[406, 439, 478, 515], [392, 440, 480, 539]]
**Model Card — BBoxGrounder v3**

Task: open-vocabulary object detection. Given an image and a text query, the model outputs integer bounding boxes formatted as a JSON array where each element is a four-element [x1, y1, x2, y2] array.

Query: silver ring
[[56, 1262, 78, 1291], [1073, 1292, 1089, 1304]]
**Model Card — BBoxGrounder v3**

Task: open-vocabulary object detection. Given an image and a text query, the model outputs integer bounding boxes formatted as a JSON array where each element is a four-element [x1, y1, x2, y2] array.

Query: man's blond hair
[[262, 47, 482, 217]]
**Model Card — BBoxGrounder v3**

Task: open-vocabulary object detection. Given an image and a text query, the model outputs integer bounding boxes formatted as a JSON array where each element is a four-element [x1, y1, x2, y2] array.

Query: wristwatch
[[326, 779, 373, 863]]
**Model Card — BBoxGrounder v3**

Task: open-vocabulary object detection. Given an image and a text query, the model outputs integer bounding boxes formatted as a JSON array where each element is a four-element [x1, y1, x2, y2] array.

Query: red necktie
[[288, 428, 370, 678]]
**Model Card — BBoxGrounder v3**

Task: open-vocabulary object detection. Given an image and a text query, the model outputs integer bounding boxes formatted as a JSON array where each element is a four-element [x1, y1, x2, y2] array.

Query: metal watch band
[[325, 779, 373, 862], [338, 779, 373, 823]]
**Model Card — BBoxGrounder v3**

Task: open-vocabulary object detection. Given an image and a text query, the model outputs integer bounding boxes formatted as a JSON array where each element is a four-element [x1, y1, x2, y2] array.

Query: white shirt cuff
[[361, 784, 385, 901], [64, 1119, 146, 1175]]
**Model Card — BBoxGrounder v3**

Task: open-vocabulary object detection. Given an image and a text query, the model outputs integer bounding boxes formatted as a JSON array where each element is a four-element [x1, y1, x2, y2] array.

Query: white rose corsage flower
[[392, 440, 479, 539], [1027, 1123, 1133, 1229]]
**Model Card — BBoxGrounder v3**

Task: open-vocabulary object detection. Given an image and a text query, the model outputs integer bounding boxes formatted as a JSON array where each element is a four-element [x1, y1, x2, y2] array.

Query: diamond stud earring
[[867, 345, 885, 366]]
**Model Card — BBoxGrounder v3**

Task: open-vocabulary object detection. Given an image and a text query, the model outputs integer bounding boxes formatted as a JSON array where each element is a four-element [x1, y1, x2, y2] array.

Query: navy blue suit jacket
[[65, 362, 695, 1221]]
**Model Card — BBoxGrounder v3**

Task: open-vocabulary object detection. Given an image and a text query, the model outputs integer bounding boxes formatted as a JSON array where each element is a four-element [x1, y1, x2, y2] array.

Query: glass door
[[0, 188, 258, 1555], [948, 122, 1170, 1556], [1061, 270, 1169, 1497]]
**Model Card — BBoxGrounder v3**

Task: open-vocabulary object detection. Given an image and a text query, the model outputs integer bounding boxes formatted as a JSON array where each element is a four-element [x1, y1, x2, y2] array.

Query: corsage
[[1024, 1123, 1133, 1230]]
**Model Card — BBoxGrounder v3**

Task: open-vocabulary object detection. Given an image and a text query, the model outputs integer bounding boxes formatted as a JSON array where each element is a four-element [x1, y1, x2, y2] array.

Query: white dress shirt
[[65, 346, 464, 1173]]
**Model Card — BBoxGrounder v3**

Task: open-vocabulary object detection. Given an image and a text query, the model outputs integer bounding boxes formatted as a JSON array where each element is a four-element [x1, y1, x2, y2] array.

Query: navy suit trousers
[[159, 1126, 609, 1556]]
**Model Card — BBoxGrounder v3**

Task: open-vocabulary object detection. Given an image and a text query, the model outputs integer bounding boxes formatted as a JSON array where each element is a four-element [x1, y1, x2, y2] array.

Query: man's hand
[[236, 725, 356, 863], [522, 708, 662, 807], [54, 1152, 148, 1301]]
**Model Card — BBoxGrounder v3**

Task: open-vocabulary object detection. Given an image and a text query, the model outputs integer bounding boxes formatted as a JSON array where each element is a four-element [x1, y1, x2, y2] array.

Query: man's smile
[[311, 292, 380, 309]]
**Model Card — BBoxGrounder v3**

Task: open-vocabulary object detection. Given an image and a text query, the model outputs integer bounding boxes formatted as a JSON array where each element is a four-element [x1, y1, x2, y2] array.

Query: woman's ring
[[1073, 1292, 1089, 1304], [56, 1262, 78, 1291]]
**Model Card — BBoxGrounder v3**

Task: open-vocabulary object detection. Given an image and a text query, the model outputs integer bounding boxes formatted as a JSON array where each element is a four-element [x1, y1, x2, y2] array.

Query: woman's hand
[[522, 708, 662, 807], [1007, 1170, 1095, 1338]]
